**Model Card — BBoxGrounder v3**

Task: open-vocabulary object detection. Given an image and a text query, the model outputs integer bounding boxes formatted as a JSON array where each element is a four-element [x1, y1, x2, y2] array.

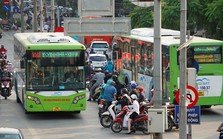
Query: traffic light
[[187, 47, 194, 68]]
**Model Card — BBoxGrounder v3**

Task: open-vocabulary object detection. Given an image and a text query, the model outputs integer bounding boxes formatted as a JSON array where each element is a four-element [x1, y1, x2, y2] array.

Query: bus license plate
[[198, 92, 204, 96], [53, 107, 61, 111]]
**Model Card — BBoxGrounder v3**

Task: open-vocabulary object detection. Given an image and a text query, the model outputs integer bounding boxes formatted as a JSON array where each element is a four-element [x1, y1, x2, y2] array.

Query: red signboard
[[175, 85, 199, 108]]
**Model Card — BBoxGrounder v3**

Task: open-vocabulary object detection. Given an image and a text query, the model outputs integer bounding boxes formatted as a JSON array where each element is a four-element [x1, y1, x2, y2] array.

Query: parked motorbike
[[111, 106, 150, 134], [0, 77, 11, 99], [100, 101, 121, 128]]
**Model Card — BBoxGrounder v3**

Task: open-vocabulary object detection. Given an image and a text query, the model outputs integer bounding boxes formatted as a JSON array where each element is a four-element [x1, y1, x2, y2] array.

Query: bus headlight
[[27, 96, 41, 104], [73, 94, 85, 104]]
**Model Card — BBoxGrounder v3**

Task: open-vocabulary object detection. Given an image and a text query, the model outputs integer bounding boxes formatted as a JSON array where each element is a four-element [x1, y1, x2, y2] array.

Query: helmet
[[112, 75, 118, 81], [131, 94, 137, 100], [3, 68, 7, 72], [121, 88, 128, 94], [122, 106, 129, 111], [130, 82, 137, 89], [111, 81, 116, 86], [136, 86, 144, 92]]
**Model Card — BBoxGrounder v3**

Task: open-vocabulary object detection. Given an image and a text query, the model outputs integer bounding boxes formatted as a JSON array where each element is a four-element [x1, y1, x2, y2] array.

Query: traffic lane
[[0, 91, 222, 139]]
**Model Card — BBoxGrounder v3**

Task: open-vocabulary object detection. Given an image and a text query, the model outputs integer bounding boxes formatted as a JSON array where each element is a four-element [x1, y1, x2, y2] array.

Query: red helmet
[[136, 86, 144, 92], [122, 106, 129, 111]]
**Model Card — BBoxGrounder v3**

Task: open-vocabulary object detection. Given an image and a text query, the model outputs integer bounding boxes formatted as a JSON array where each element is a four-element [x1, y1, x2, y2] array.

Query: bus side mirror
[[20, 60, 25, 69]]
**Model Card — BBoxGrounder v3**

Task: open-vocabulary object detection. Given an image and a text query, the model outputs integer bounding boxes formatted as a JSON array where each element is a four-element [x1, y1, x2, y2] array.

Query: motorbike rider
[[129, 81, 138, 96], [104, 59, 114, 73], [0, 68, 12, 93], [87, 68, 105, 101], [0, 45, 7, 54], [104, 72, 112, 84], [135, 86, 146, 104], [117, 88, 132, 108], [102, 79, 117, 106], [126, 94, 140, 134], [112, 74, 125, 99], [0, 68, 12, 79]]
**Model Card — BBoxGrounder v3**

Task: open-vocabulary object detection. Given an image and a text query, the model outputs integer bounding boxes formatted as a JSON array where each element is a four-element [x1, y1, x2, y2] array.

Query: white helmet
[[131, 94, 137, 100]]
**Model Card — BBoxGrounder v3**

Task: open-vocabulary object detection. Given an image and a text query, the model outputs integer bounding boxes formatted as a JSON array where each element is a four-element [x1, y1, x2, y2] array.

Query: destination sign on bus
[[194, 46, 221, 53], [31, 51, 79, 58], [194, 46, 222, 63]]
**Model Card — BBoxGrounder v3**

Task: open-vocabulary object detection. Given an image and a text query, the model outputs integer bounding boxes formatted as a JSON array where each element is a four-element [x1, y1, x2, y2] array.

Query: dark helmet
[[121, 88, 129, 94], [107, 73, 113, 78], [112, 75, 118, 81]]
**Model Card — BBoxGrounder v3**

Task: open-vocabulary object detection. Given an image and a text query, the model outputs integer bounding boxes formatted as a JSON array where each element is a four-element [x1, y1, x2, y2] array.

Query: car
[[0, 127, 24, 139], [89, 41, 111, 57], [87, 54, 107, 69]]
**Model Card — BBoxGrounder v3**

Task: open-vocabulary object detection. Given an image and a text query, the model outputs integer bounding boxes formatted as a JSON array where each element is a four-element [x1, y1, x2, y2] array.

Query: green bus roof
[[14, 32, 86, 50]]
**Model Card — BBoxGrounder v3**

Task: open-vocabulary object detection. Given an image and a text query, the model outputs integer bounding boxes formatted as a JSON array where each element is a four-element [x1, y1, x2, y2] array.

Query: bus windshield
[[27, 51, 85, 91]]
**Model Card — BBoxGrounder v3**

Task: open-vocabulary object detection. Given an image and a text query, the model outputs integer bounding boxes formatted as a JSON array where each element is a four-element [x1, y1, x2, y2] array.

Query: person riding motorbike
[[112, 75, 125, 99], [0, 68, 12, 94], [0, 45, 7, 54], [130, 81, 137, 96], [116, 88, 132, 108], [135, 86, 146, 104], [102, 80, 117, 106], [87, 68, 105, 101], [104, 59, 114, 73], [126, 94, 140, 134]]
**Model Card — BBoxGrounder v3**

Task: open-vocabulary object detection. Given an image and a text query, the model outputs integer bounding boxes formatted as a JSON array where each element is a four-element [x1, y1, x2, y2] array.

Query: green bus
[[14, 32, 87, 113], [112, 28, 223, 107]]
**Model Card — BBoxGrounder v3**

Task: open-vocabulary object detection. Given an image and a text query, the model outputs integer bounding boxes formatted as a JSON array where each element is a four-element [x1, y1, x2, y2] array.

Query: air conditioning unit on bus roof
[[27, 34, 70, 44]]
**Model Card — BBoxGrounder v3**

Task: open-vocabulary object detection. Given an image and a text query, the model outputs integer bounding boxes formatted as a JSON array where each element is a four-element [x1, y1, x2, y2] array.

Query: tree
[[203, 0, 223, 39]]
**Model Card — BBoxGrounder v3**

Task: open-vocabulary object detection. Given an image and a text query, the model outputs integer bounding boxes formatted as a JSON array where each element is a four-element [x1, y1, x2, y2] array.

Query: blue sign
[[174, 105, 201, 124], [4, 5, 9, 12]]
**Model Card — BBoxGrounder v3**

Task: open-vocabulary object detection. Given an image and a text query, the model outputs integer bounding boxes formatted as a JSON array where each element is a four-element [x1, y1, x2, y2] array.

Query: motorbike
[[110, 106, 150, 134], [217, 122, 223, 139], [98, 99, 110, 118], [101, 101, 147, 128], [165, 105, 179, 131], [0, 77, 11, 99], [100, 100, 121, 128], [93, 85, 102, 101]]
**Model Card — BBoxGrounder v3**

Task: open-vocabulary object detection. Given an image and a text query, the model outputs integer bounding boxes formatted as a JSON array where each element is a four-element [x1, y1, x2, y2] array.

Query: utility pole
[[34, 0, 38, 32], [153, 0, 162, 138], [51, 0, 55, 32], [20, 0, 25, 32], [179, 0, 187, 139]]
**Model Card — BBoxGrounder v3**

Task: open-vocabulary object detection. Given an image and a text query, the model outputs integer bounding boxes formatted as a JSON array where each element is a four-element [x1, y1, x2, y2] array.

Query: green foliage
[[130, 7, 153, 28]]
